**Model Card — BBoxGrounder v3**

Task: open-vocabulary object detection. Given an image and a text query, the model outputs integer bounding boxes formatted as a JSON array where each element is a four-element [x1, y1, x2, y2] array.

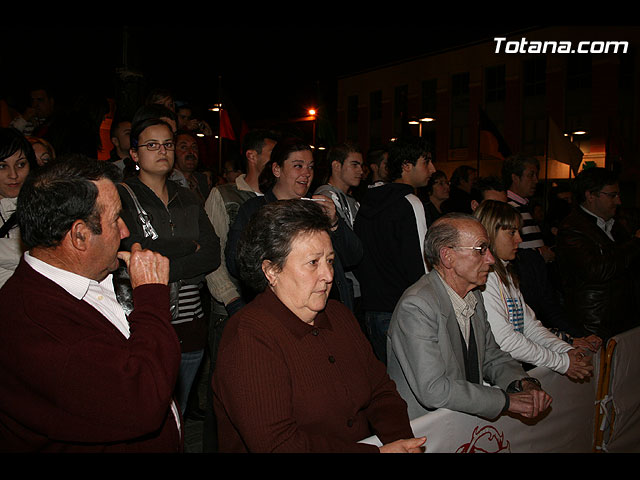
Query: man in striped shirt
[[502, 154, 555, 263]]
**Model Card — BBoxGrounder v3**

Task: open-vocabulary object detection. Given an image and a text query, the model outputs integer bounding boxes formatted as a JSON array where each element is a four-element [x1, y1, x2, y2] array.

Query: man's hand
[[379, 436, 426, 453], [117, 243, 169, 288], [508, 386, 552, 419], [572, 334, 602, 353]]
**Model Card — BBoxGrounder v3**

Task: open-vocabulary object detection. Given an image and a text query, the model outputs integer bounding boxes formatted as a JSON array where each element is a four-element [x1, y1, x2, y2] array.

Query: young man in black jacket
[[354, 136, 435, 364]]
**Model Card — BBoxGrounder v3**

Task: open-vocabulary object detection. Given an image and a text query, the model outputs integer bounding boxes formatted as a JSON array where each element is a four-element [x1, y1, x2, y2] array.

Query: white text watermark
[[494, 37, 629, 54]]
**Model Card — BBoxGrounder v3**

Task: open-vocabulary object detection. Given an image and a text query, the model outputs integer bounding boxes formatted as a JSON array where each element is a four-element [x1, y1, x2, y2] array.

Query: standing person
[[556, 167, 640, 340], [225, 137, 362, 313], [441, 165, 477, 214], [387, 213, 552, 421], [170, 129, 210, 204], [0, 156, 182, 452], [0, 128, 37, 288], [213, 199, 425, 453], [354, 136, 435, 363], [474, 200, 600, 378], [118, 117, 220, 417], [202, 128, 277, 452], [314, 142, 364, 320], [420, 170, 450, 226], [502, 154, 554, 262]]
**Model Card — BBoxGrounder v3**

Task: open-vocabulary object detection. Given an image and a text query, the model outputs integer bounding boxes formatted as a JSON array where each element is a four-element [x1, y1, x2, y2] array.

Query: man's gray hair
[[424, 212, 481, 268]]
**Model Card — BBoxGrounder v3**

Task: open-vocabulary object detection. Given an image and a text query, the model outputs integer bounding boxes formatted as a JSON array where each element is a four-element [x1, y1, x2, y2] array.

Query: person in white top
[[474, 200, 599, 380], [0, 127, 37, 288]]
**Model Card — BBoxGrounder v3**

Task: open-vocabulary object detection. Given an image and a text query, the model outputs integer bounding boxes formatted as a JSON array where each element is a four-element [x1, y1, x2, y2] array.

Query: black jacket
[[555, 207, 640, 340], [354, 183, 428, 313], [118, 176, 221, 284]]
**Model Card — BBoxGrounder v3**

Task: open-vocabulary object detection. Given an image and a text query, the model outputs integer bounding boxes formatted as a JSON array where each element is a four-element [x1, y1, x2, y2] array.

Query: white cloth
[[481, 267, 573, 374], [0, 197, 22, 289]]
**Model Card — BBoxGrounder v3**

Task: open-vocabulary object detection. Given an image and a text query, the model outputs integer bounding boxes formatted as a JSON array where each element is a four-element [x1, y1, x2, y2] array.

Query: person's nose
[[484, 248, 495, 265], [119, 218, 130, 240], [514, 231, 523, 246]]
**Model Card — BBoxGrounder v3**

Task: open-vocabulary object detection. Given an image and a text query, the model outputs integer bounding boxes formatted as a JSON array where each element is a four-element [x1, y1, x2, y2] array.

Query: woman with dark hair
[[117, 117, 220, 417], [474, 200, 600, 379], [213, 199, 424, 453], [0, 127, 37, 287], [225, 137, 362, 312]]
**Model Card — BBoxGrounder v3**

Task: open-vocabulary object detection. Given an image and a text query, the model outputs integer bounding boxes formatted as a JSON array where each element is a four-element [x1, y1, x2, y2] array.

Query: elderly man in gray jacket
[[387, 213, 552, 421]]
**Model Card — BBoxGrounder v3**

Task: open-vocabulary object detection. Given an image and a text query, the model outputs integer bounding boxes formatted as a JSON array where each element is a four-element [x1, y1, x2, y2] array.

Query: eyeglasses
[[449, 244, 490, 256], [137, 142, 175, 151], [597, 191, 621, 199]]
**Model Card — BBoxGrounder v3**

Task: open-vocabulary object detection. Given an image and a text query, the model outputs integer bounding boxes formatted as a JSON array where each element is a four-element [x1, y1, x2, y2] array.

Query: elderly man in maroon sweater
[[0, 156, 182, 452]]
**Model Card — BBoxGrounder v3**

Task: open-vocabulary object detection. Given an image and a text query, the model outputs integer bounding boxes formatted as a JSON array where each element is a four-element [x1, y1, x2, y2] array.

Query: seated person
[[474, 200, 600, 378], [387, 213, 552, 421], [213, 199, 425, 453]]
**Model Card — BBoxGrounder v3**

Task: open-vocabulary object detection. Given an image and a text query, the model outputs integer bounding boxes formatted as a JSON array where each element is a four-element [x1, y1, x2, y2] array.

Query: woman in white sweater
[[474, 200, 596, 380]]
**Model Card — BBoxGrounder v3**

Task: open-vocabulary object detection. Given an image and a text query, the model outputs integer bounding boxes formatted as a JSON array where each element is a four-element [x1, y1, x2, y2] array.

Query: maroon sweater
[[212, 288, 414, 453], [0, 259, 182, 452]]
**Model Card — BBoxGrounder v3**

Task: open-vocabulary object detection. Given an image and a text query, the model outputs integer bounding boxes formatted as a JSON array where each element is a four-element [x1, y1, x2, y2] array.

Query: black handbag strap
[[0, 212, 17, 238]]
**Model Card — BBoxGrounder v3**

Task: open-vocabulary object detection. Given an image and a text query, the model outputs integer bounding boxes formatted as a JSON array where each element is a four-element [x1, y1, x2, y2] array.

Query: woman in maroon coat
[[212, 199, 425, 453]]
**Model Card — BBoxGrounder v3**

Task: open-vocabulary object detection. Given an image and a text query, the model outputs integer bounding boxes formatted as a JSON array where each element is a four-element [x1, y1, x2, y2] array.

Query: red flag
[[219, 109, 236, 140]]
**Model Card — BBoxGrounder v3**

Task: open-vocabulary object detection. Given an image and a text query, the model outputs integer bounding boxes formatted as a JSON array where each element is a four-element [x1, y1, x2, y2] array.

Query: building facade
[[336, 26, 640, 203]]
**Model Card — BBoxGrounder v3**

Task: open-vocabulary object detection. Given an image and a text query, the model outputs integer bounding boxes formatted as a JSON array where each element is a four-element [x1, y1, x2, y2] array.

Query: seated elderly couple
[[212, 198, 598, 453]]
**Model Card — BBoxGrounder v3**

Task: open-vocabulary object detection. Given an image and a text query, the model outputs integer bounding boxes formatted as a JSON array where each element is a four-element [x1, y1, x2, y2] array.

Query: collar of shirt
[[261, 287, 333, 339], [507, 190, 528, 205], [580, 205, 615, 239], [236, 174, 264, 195], [436, 271, 477, 345], [23, 251, 130, 338]]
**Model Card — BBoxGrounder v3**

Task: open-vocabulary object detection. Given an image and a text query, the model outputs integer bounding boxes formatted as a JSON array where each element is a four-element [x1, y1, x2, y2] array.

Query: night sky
[[1, 22, 541, 128]]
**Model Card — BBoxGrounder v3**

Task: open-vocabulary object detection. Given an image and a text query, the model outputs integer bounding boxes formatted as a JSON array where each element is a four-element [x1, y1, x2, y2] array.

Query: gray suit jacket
[[387, 270, 527, 420]]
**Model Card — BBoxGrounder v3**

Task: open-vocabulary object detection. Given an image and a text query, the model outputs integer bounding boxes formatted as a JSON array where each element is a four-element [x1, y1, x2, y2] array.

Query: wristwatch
[[507, 377, 542, 393]]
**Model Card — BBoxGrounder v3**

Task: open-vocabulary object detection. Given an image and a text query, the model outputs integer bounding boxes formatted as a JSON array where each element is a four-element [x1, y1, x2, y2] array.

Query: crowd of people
[[1, 84, 639, 453]]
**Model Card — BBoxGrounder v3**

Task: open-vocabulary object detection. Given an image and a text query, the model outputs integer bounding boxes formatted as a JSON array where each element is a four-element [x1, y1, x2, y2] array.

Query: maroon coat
[[0, 259, 183, 452], [212, 288, 414, 453]]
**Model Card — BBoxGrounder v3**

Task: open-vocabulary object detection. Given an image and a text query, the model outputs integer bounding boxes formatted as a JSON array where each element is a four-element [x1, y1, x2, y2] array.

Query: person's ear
[[272, 162, 281, 178], [262, 260, 279, 287], [68, 220, 91, 251], [246, 149, 258, 166]]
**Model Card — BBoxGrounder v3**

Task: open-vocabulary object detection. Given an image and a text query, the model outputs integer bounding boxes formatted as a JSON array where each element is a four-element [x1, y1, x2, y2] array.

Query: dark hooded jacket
[[354, 183, 428, 313]]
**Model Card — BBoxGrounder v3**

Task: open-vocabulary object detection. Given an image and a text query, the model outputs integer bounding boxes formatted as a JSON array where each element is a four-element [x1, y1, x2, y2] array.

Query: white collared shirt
[[580, 205, 615, 241], [437, 271, 477, 347], [24, 251, 130, 337]]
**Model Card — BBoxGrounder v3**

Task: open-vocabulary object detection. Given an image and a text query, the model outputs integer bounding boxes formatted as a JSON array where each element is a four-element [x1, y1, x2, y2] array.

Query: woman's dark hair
[[0, 127, 38, 171], [17, 154, 122, 249], [129, 117, 174, 150], [258, 137, 312, 193], [237, 199, 332, 292]]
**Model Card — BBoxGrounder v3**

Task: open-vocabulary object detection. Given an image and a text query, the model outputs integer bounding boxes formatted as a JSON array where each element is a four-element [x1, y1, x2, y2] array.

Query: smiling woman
[[213, 199, 424, 453]]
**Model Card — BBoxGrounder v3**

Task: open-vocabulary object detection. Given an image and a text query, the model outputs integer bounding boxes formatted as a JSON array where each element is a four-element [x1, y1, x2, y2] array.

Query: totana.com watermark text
[[494, 37, 629, 54]]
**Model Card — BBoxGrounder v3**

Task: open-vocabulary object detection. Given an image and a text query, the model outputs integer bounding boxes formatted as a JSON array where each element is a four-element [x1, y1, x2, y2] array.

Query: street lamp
[[409, 116, 436, 137]]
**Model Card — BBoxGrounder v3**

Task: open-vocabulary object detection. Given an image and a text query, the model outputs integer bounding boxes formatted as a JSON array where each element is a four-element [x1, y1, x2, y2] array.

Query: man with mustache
[[170, 130, 210, 204], [387, 213, 552, 421]]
